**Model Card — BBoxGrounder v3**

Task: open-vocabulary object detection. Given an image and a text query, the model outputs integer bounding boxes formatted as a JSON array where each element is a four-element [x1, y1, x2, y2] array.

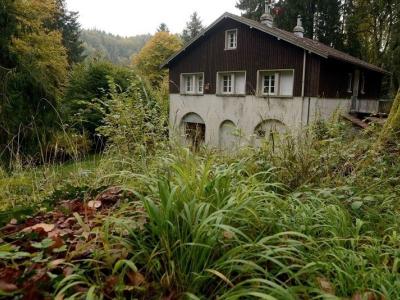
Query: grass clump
[[1, 119, 400, 299]]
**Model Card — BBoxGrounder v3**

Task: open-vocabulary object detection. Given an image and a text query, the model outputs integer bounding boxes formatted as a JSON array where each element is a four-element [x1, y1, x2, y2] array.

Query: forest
[[1, 0, 400, 299]]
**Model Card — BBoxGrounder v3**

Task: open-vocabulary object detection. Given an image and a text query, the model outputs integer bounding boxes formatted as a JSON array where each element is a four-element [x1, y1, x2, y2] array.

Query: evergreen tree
[[157, 23, 169, 32], [0, 0, 17, 69], [314, 0, 344, 49], [181, 12, 204, 44], [342, 0, 362, 57], [52, 0, 85, 65], [235, 0, 266, 20]]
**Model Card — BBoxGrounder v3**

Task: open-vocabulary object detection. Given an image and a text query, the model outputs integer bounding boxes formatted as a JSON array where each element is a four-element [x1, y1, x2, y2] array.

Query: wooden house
[[162, 4, 389, 149]]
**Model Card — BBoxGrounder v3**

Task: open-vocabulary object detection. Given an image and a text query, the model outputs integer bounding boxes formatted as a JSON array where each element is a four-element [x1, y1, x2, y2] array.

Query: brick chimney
[[293, 15, 304, 38], [260, 0, 274, 28]]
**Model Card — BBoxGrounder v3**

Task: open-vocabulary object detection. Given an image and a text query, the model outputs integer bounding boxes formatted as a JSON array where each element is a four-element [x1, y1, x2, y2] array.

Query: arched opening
[[181, 113, 206, 150], [219, 120, 238, 150], [254, 119, 287, 147]]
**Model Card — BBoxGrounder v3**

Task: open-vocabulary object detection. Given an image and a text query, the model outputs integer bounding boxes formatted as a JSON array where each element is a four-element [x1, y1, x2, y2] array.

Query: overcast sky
[[66, 0, 241, 37]]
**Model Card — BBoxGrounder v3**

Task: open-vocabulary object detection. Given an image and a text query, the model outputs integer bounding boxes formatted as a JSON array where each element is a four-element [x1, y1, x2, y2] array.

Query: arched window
[[219, 120, 238, 150], [181, 113, 206, 150], [254, 119, 287, 147]]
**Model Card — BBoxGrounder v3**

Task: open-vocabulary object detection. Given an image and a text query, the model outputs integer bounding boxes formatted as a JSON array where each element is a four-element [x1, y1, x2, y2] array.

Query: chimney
[[260, 0, 274, 28], [293, 15, 304, 38]]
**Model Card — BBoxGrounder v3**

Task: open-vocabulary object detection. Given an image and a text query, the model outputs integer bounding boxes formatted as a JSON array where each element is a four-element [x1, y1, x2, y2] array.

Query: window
[[225, 29, 237, 50], [181, 73, 204, 95], [360, 73, 365, 95], [263, 74, 276, 95], [347, 73, 353, 93], [185, 76, 194, 93], [217, 71, 246, 95], [223, 74, 233, 93], [257, 70, 294, 97], [197, 75, 204, 94]]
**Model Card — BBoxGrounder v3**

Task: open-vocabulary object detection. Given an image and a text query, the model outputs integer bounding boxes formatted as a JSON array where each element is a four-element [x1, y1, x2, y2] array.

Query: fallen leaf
[[0, 280, 18, 292], [49, 235, 64, 251], [127, 272, 145, 286], [23, 223, 55, 233], [223, 231, 235, 239], [9, 219, 18, 225], [87, 200, 102, 209], [63, 267, 74, 277], [48, 259, 66, 269], [317, 276, 335, 295]]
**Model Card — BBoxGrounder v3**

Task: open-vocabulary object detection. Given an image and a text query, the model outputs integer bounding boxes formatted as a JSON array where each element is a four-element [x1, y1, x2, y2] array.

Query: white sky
[[66, 0, 241, 36]]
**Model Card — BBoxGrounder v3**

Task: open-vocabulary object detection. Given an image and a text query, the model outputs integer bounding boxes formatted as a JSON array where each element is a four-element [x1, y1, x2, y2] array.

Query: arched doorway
[[219, 120, 238, 150], [254, 119, 287, 147], [181, 113, 206, 150]]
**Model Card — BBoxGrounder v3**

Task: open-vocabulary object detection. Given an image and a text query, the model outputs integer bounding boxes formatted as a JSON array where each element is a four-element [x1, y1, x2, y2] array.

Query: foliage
[[96, 75, 168, 155], [81, 29, 151, 65], [1, 117, 400, 298], [181, 12, 204, 44], [62, 59, 133, 147], [52, 0, 85, 65], [236, 0, 400, 91], [0, 0, 68, 163], [376, 90, 400, 148], [157, 23, 169, 33], [132, 32, 182, 88]]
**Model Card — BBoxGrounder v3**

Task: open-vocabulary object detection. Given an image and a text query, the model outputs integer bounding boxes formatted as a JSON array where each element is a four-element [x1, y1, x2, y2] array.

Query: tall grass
[[2, 118, 400, 299]]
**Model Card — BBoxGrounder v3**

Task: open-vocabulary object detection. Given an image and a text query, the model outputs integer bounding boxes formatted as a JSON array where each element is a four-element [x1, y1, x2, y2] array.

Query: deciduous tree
[[132, 32, 182, 88]]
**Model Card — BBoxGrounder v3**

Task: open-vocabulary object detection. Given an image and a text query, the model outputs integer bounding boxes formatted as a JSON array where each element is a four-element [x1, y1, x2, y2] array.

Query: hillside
[[80, 29, 151, 65]]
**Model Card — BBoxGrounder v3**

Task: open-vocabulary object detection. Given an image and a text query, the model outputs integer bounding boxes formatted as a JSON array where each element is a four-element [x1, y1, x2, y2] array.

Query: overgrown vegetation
[[1, 1, 400, 299], [1, 112, 400, 299]]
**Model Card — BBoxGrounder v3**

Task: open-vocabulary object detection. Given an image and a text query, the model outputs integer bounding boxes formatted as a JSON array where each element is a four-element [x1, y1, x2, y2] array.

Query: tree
[[132, 32, 182, 88], [0, 0, 68, 161], [80, 30, 150, 65], [181, 12, 204, 44], [375, 90, 400, 151], [235, 0, 266, 20], [62, 59, 132, 147], [52, 0, 85, 65], [314, 0, 344, 49], [157, 23, 169, 33]]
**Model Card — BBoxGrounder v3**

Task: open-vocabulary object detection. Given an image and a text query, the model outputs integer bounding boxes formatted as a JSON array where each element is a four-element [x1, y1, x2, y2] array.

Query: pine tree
[[52, 0, 85, 65], [181, 12, 204, 44], [314, 0, 344, 49], [235, 0, 266, 20], [157, 23, 169, 33]]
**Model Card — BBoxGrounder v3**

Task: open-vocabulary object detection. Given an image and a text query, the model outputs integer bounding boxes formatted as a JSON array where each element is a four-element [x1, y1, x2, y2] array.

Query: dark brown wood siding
[[319, 59, 382, 99], [168, 18, 320, 97]]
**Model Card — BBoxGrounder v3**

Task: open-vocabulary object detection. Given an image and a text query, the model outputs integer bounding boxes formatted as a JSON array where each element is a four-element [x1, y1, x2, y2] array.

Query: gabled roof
[[162, 12, 389, 74]]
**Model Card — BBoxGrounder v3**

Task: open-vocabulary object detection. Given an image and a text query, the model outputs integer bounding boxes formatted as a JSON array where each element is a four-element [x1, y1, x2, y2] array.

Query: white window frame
[[216, 71, 246, 96], [257, 69, 294, 97], [222, 74, 234, 94], [262, 73, 278, 96], [360, 73, 365, 95], [225, 29, 238, 50], [180, 73, 205, 95], [347, 72, 353, 93]]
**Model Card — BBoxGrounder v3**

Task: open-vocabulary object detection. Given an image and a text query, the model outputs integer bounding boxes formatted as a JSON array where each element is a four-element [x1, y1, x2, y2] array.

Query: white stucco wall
[[170, 94, 377, 148]]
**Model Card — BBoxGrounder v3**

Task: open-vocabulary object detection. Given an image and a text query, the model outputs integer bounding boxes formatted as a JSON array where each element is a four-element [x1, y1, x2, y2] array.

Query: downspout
[[300, 50, 307, 127]]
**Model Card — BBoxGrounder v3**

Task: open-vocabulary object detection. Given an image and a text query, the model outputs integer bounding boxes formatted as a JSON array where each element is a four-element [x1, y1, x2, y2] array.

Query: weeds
[[1, 119, 400, 299]]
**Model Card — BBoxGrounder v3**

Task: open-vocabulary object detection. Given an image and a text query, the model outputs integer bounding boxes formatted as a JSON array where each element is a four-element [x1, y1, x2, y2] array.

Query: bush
[[62, 59, 133, 147], [96, 75, 168, 155]]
